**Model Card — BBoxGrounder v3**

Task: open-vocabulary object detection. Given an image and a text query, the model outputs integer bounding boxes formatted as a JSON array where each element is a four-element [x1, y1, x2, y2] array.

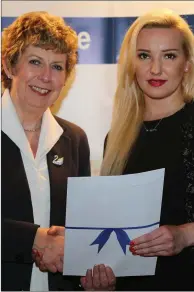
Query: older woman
[[101, 9, 194, 291], [2, 11, 116, 291]]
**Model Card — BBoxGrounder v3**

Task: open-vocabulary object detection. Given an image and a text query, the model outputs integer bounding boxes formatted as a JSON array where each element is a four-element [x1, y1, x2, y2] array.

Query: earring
[[8, 75, 12, 79], [185, 68, 188, 72]]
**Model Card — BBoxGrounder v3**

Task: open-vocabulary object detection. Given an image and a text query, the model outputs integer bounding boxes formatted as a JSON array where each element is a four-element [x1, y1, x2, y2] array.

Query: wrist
[[179, 223, 194, 248], [33, 227, 51, 253]]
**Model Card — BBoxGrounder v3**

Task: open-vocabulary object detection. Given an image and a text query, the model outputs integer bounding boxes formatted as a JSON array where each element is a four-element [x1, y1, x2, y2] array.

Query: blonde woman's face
[[10, 45, 67, 111], [135, 27, 189, 101]]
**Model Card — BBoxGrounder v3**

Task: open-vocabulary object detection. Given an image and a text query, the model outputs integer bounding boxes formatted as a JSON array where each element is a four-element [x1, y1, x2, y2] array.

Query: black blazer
[[2, 116, 91, 291]]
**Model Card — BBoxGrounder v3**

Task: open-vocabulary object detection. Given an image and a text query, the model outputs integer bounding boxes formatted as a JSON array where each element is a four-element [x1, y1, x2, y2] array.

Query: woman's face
[[135, 27, 189, 101], [9, 45, 67, 111]]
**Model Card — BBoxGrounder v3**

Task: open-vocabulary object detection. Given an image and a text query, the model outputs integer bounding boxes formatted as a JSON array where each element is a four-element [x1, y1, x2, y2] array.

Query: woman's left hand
[[129, 225, 188, 257], [80, 264, 116, 291]]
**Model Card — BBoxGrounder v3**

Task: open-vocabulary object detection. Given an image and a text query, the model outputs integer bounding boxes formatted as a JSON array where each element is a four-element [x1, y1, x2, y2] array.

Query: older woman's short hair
[[2, 11, 78, 89]]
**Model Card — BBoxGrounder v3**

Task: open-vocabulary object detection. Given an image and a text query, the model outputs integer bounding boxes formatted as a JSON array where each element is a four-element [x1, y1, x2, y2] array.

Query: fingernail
[[130, 241, 135, 246], [37, 251, 42, 258], [129, 246, 135, 253]]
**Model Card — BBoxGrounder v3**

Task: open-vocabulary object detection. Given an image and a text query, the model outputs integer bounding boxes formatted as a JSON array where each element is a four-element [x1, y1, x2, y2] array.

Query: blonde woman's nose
[[150, 59, 162, 76]]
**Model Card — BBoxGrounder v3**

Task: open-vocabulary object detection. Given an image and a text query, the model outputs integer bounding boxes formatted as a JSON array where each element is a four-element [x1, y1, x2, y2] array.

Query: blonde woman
[[101, 9, 194, 290]]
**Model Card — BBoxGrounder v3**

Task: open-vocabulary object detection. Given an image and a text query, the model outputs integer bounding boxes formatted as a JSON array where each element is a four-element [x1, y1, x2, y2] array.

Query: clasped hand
[[32, 226, 116, 291], [32, 226, 64, 273]]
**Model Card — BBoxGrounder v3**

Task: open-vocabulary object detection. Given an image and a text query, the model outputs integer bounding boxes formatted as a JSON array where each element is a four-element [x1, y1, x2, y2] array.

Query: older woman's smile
[[29, 85, 51, 96]]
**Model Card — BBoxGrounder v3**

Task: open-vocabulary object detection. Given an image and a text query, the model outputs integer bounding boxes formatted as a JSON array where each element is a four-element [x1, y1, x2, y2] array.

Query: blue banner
[[2, 15, 194, 64]]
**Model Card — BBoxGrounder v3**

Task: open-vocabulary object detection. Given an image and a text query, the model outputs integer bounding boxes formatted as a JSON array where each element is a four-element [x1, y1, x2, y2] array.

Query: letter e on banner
[[78, 31, 91, 50]]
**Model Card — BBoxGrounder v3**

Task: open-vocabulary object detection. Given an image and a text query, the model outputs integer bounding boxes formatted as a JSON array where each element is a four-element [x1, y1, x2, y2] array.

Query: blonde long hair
[[100, 9, 194, 176]]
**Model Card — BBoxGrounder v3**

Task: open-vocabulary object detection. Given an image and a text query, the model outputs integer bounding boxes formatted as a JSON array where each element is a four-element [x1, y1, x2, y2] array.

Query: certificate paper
[[63, 169, 165, 276]]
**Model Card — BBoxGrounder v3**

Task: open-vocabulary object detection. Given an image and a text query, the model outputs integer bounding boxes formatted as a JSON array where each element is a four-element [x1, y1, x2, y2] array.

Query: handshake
[[32, 226, 64, 273], [32, 226, 116, 291]]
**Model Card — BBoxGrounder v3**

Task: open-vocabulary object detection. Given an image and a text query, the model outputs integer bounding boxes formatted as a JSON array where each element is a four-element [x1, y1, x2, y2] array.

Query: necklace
[[143, 118, 163, 132], [23, 125, 41, 132], [143, 103, 186, 133]]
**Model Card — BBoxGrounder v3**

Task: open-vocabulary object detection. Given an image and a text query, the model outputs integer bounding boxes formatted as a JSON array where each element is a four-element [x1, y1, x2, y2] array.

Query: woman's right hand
[[129, 224, 194, 257], [32, 227, 64, 273]]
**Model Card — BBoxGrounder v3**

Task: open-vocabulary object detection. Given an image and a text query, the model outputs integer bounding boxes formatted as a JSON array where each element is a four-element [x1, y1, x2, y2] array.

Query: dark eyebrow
[[52, 61, 65, 65], [28, 55, 65, 64], [137, 49, 180, 52], [162, 49, 180, 52]]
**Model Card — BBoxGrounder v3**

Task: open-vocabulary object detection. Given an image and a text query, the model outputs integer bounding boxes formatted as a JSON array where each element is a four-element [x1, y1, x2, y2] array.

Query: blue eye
[[29, 59, 40, 65], [164, 53, 177, 60], [138, 53, 150, 60], [52, 64, 63, 71]]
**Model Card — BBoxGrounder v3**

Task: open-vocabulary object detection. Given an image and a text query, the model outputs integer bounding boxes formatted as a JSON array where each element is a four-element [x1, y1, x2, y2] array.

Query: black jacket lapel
[[47, 134, 72, 227]]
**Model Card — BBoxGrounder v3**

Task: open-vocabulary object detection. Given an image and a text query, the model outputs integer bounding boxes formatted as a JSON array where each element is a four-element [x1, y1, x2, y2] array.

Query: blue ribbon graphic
[[66, 222, 159, 255], [90, 228, 130, 254]]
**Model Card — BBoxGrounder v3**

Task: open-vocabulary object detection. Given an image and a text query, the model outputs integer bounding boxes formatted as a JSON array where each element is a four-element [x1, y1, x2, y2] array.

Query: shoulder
[[54, 116, 91, 176], [181, 101, 194, 148], [54, 115, 87, 137], [185, 100, 194, 116], [54, 115, 89, 146], [182, 101, 194, 128]]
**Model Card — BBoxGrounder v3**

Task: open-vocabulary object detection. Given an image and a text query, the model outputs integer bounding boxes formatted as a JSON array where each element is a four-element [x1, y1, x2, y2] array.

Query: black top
[[115, 103, 194, 291], [2, 116, 90, 291]]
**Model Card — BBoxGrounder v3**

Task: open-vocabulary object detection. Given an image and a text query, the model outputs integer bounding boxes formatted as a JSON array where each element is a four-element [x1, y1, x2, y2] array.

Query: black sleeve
[[62, 127, 90, 290], [2, 218, 39, 263], [59, 133, 89, 291]]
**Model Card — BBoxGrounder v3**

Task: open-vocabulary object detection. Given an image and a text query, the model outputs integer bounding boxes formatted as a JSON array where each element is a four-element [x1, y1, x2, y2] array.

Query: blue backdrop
[[2, 15, 194, 64]]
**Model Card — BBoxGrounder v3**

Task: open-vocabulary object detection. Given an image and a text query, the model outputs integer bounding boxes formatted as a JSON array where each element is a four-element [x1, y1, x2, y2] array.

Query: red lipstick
[[148, 79, 167, 87]]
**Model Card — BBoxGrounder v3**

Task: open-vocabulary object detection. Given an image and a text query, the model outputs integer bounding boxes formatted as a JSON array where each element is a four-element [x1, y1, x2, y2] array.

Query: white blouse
[[2, 89, 63, 291]]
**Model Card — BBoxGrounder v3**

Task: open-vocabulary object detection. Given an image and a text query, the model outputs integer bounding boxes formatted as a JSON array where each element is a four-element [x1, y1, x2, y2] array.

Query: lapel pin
[[52, 155, 64, 166]]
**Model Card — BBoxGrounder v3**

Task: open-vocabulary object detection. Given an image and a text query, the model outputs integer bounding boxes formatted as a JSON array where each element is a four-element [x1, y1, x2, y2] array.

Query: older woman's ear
[[2, 58, 13, 79]]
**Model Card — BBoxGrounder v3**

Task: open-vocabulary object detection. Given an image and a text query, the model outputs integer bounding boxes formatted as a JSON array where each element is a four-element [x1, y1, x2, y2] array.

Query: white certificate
[[63, 168, 165, 277]]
